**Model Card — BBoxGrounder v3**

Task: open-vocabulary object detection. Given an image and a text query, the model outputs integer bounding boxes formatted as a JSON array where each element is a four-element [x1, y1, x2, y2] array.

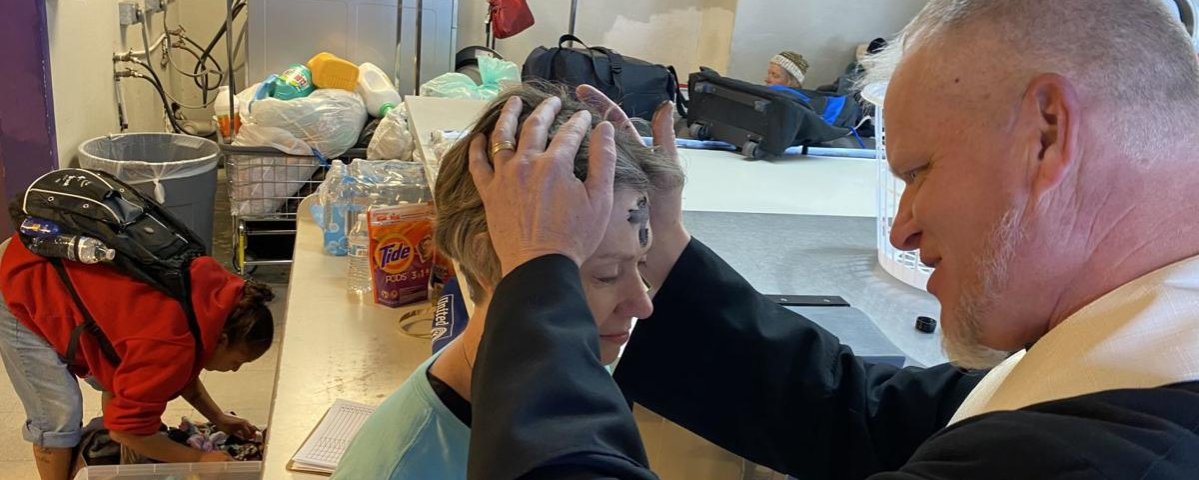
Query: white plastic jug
[[357, 62, 403, 118]]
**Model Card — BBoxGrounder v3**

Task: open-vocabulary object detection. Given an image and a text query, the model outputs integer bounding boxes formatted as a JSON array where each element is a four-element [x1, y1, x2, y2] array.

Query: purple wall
[[0, 0, 59, 236]]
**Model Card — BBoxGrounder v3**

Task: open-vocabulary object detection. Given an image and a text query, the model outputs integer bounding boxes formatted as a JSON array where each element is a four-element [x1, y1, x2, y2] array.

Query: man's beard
[[943, 209, 1022, 370]]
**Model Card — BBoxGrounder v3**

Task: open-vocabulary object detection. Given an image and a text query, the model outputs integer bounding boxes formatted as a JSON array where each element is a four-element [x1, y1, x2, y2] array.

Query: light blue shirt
[[332, 353, 469, 480]]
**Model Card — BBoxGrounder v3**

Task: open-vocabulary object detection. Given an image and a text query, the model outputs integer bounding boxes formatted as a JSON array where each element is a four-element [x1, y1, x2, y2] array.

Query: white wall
[[727, 0, 927, 87], [457, 0, 738, 77], [46, 0, 182, 166]]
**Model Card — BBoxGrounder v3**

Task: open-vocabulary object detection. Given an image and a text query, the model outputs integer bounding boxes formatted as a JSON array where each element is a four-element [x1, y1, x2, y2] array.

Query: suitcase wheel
[[742, 141, 767, 161], [689, 123, 711, 140]]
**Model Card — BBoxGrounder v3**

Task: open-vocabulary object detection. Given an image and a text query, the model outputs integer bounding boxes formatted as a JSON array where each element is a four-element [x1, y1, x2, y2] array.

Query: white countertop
[[678, 149, 877, 218], [262, 97, 492, 479], [405, 96, 489, 188], [261, 199, 432, 479]]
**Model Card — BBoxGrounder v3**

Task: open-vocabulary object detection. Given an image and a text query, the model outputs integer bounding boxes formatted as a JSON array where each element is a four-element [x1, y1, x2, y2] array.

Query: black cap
[[915, 316, 937, 334], [868, 38, 888, 55]]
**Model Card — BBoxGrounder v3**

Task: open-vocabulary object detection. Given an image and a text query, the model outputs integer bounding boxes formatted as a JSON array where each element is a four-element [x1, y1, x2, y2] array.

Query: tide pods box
[[368, 203, 436, 308]]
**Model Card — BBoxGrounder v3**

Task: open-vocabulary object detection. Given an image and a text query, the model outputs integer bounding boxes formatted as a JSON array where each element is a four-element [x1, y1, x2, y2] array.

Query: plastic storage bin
[[862, 83, 931, 291], [78, 133, 221, 252], [72, 461, 262, 480]]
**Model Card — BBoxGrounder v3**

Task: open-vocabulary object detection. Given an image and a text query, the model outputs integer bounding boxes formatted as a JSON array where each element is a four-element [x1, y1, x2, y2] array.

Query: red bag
[[489, 0, 535, 39]]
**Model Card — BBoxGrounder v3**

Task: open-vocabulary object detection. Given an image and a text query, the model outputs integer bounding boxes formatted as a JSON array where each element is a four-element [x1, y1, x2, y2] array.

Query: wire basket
[[863, 83, 932, 291], [222, 145, 365, 273]]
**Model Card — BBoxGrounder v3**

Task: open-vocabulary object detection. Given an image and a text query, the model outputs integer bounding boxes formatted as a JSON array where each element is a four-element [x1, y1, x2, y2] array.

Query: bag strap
[[558, 34, 588, 48], [590, 46, 626, 96], [50, 259, 123, 367], [667, 66, 688, 118], [554, 35, 622, 93], [176, 259, 206, 376]]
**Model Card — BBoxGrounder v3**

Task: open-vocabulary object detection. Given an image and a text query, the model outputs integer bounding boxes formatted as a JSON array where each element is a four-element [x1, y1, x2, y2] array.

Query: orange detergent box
[[368, 203, 436, 308]]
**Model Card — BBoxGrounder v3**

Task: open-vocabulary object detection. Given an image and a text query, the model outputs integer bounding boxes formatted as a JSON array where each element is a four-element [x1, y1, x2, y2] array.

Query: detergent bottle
[[356, 62, 402, 118], [272, 64, 315, 100], [307, 52, 359, 91]]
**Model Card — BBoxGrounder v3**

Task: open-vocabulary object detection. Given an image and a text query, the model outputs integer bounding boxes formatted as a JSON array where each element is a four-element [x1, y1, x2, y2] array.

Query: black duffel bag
[[523, 34, 686, 121]]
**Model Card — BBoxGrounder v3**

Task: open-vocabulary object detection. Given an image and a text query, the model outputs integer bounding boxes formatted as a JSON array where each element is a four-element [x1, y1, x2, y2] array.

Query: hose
[[128, 26, 184, 133], [198, 0, 247, 103], [159, 0, 227, 94], [119, 69, 186, 134]]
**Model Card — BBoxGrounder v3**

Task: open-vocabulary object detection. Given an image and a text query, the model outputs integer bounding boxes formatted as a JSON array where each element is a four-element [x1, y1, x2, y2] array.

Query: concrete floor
[[0, 166, 288, 478]]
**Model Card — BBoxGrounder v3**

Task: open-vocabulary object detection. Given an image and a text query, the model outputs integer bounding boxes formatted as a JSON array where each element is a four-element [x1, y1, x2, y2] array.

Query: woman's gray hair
[[434, 83, 684, 301]]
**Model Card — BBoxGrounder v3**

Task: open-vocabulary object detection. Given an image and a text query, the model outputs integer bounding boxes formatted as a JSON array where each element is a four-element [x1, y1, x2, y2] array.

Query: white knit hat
[[771, 51, 809, 85]]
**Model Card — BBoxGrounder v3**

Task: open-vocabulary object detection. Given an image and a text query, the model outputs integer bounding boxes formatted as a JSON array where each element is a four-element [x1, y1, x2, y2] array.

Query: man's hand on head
[[468, 95, 617, 276], [576, 85, 691, 294]]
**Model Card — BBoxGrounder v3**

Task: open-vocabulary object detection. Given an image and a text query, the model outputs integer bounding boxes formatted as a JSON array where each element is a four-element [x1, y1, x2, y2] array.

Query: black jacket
[[468, 239, 1199, 479]]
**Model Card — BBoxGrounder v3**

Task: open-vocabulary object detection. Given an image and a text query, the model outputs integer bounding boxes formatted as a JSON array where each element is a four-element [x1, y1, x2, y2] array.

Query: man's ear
[[1021, 73, 1081, 198]]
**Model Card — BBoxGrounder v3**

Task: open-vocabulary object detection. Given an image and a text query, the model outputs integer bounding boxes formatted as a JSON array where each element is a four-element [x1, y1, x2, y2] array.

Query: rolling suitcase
[[686, 68, 849, 159]]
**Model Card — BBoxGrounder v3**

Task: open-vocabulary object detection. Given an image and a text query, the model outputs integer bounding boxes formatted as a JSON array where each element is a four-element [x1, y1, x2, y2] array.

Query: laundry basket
[[222, 145, 367, 273], [78, 133, 221, 251], [862, 83, 931, 291], [72, 461, 261, 480]]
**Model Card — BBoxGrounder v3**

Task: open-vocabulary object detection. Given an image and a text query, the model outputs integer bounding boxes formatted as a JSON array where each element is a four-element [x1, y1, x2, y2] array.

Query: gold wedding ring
[[490, 141, 516, 158]]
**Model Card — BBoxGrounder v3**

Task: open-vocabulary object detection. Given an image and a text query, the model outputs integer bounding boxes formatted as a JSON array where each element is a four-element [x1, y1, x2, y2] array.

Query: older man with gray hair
[[461, 0, 1199, 478]]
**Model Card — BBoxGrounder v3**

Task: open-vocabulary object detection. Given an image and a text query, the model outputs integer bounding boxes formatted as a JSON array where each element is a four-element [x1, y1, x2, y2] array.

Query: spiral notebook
[[287, 399, 377, 475]]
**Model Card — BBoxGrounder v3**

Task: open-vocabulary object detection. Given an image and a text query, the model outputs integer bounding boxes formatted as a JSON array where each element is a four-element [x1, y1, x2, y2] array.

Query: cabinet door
[[248, 0, 458, 96]]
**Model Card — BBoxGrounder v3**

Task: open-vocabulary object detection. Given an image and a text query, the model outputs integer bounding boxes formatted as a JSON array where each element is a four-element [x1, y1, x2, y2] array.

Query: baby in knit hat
[[766, 51, 810, 89]]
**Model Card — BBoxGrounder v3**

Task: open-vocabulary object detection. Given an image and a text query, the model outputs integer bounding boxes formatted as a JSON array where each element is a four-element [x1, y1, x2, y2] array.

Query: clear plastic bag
[[478, 55, 520, 92], [231, 87, 368, 216], [77, 133, 219, 204], [235, 88, 367, 158], [311, 160, 431, 256], [418, 57, 520, 101], [366, 108, 415, 160]]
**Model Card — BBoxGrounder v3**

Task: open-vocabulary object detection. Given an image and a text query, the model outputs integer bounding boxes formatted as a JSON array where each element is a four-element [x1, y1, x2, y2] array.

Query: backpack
[[523, 35, 687, 121], [8, 168, 208, 370]]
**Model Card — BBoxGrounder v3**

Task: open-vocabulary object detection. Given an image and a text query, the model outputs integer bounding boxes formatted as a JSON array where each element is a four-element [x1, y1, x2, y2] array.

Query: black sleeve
[[468, 255, 657, 480], [613, 239, 984, 480], [867, 413, 1107, 480], [876, 384, 1199, 479]]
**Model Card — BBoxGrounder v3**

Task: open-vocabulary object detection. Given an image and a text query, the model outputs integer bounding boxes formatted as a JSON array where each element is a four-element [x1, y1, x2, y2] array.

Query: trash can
[[79, 133, 221, 251]]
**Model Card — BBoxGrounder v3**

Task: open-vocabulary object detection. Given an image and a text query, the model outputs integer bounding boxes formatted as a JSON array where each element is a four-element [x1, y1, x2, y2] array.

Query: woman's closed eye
[[594, 266, 621, 284]]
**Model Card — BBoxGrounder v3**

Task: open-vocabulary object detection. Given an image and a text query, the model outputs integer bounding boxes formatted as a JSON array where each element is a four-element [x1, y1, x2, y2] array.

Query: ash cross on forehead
[[628, 196, 650, 247]]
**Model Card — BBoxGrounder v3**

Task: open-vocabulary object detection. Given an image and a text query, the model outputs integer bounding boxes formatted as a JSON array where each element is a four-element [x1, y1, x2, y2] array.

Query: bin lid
[[861, 82, 887, 107]]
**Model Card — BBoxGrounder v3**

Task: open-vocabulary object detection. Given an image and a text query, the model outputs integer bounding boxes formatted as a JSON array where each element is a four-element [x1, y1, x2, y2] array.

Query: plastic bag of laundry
[[418, 56, 520, 101], [235, 88, 367, 158], [366, 107, 415, 160]]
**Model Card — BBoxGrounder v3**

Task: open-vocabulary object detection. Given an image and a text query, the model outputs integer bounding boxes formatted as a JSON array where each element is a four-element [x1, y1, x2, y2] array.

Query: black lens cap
[[915, 316, 937, 334]]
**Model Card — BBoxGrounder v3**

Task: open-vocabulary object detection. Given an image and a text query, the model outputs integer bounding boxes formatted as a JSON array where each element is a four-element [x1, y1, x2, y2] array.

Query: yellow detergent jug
[[307, 52, 360, 91]]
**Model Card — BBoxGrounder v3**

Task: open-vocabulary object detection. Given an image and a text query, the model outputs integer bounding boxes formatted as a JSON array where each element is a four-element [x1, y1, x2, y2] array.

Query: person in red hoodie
[[0, 236, 275, 480]]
